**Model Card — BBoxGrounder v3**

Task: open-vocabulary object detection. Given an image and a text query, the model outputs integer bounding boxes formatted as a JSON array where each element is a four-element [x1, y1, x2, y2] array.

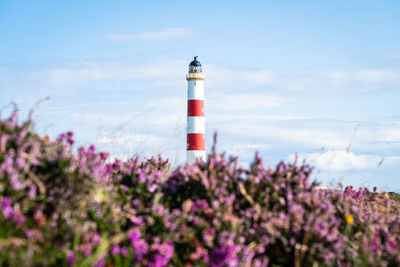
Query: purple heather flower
[[28, 186, 37, 200], [210, 245, 239, 267], [148, 255, 167, 267], [120, 185, 129, 192], [131, 199, 141, 208], [189, 244, 209, 262], [132, 240, 148, 262], [10, 172, 25, 190], [356, 188, 363, 199], [15, 157, 27, 171], [1, 197, 12, 211], [203, 228, 216, 246], [112, 161, 120, 169], [128, 229, 148, 261], [130, 216, 143, 226], [84, 244, 92, 257], [372, 235, 379, 251], [94, 257, 105, 267], [91, 233, 102, 245], [155, 205, 165, 215], [24, 230, 42, 241], [67, 250, 76, 265], [148, 241, 174, 267], [160, 241, 174, 260], [8, 109, 18, 125], [14, 214, 25, 224], [11, 204, 25, 225], [385, 239, 397, 253], [128, 229, 141, 244], [111, 245, 120, 255], [120, 247, 128, 257], [66, 131, 74, 145], [322, 251, 335, 262], [190, 217, 199, 225], [190, 204, 198, 213], [0, 135, 7, 152]]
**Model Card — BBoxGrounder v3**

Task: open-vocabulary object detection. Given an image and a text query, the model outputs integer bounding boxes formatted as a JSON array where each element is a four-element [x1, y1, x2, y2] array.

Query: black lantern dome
[[189, 56, 202, 73]]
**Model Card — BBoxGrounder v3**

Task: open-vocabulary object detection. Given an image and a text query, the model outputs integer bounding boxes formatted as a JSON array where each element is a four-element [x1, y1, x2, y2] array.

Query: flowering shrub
[[0, 110, 400, 266]]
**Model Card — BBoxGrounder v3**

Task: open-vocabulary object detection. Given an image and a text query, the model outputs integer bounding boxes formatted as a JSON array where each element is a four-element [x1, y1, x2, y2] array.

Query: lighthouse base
[[187, 150, 206, 164]]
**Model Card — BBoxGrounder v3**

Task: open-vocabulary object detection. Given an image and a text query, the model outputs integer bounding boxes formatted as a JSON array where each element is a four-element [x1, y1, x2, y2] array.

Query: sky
[[0, 0, 399, 190]]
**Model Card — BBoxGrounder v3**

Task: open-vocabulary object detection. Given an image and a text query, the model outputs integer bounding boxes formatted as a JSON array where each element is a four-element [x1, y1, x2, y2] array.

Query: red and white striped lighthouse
[[186, 56, 206, 163]]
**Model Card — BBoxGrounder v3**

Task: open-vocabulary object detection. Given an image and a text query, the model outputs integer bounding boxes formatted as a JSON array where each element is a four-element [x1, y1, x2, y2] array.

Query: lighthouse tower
[[186, 56, 206, 163]]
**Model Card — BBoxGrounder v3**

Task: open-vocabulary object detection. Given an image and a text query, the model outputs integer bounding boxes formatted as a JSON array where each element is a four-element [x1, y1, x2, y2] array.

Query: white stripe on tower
[[186, 56, 206, 164]]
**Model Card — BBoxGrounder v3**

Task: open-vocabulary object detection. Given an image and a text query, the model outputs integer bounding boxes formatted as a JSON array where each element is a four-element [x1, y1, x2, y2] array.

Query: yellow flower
[[345, 214, 354, 225]]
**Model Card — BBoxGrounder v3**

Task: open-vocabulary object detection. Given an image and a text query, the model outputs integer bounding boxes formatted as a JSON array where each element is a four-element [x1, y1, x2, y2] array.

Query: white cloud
[[205, 64, 273, 91], [216, 123, 351, 151], [210, 117, 400, 159], [288, 150, 400, 172], [106, 28, 195, 43], [98, 132, 180, 160], [353, 70, 400, 84], [208, 114, 309, 123], [278, 69, 400, 92], [351, 122, 400, 152], [375, 127, 400, 143], [302, 150, 379, 171], [207, 92, 288, 111], [32, 61, 186, 87], [29, 61, 277, 94], [98, 132, 166, 146], [16, 60, 399, 97]]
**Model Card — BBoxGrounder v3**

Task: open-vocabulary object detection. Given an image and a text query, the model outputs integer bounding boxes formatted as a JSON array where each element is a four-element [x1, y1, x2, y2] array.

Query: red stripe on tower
[[187, 133, 205, 150], [186, 56, 206, 163], [187, 100, 204, 116]]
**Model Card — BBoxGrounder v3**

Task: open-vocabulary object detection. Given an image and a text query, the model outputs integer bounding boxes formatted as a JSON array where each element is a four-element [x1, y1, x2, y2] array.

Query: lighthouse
[[186, 56, 206, 163]]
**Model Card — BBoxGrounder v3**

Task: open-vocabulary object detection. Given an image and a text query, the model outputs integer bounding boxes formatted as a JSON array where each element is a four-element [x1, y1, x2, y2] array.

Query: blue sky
[[1, 1, 399, 190]]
